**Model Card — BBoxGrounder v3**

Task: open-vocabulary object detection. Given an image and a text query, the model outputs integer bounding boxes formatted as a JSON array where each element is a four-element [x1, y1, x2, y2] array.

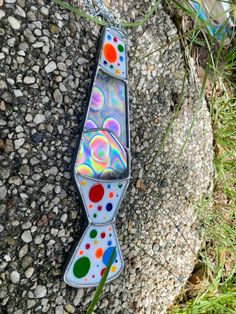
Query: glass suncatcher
[[63, 27, 130, 287]]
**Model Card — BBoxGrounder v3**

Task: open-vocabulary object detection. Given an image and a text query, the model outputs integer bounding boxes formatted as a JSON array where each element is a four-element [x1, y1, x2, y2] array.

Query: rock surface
[[0, 1, 213, 313]]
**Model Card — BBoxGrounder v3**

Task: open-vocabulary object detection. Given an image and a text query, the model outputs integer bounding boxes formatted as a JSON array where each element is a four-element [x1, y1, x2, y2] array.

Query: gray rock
[[14, 138, 25, 149], [0, 80, 7, 89], [25, 267, 34, 278], [23, 28, 36, 43], [53, 89, 63, 104], [8, 176, 21, 185], [32, 41, 44, 48], [14, 89, 23, 97], [64, 304, 75, 313], [21, 230, 32, 243], [0, 186, 7, 200], [25, 114, 33, 122], [16, 5, 26, 18], [45, 61, 57, 73], [33, 113, 45, 125], [34, 285, 47, 298], [57, 62, 67, 71], [7, 16, 21, 30], [0, 10, 5, 20], [23, 76, 35, 84], [19, 244, 28, 258], [10, 271, 20, 283], [77, 57, 89, 65], [0, 168, 10, 180], [73, 289, 84, 306]]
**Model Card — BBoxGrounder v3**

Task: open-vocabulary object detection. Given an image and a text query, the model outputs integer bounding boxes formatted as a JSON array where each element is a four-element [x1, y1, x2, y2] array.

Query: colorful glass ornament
[[189, 0, 235, 39], [63, 27, 130, 287]]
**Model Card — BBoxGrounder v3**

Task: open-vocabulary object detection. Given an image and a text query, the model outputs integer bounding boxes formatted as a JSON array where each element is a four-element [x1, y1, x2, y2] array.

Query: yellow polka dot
[[81, 180, 86, 186], [93, 240, 98, 245], [111, 265, 116, 273], [115, 69, 120, 75]]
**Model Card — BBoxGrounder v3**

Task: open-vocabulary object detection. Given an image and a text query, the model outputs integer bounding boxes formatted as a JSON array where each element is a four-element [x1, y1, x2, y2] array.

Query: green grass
[[168, 1, 236, 313], [86, 247, 116, 314]]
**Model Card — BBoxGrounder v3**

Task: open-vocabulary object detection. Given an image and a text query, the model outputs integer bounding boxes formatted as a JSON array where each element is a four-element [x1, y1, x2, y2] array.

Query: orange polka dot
[[93, 240, 98, 245], [109, 192, 114, 198], [103, 43, 117, 63], [79, 250, 83, 255], [111, 265, 116, 273], [81, 180, 86, 186], [95, 248, 103, 259], [89, 204, 93, 209], [108, 227, 112, 231]]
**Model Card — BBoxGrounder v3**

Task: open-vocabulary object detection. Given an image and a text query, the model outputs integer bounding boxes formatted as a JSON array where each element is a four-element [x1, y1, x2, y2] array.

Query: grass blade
[[53, 0, 161, 28], [86, 246, 117, 314]]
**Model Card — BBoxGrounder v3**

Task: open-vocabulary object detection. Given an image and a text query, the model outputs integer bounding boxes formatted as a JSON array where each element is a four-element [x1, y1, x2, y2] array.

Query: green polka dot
[[90, 229, 97, 238], [110, 65, 114, 69], [73, 257, 90, 278], [93, 213, 97, 218], [118, 183, 122, 188], [118, 44, 124, 52]]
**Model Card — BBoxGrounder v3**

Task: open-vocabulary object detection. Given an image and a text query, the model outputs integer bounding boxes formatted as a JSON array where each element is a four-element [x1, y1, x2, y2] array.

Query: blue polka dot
[[107, 34, 112, 40], [103, 60, 107, 65], [102, 247, 117, 266], [108, 240, 112, 246], [120, 56, 124, 62], [107, 184, 111, 189], [106, 203, 113, 211]]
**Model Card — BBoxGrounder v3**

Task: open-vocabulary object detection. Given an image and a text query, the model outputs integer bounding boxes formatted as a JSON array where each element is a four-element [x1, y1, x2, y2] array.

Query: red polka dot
[[89, 184, 104, 203], [101, 232, 106, 239], [103, 43, 117, 63], [85, 244, 90, 249], [113, 37, 117, 42], [98, 206, 102, 211], [101, 267, 106, 276], [109, 192, 114, 198]]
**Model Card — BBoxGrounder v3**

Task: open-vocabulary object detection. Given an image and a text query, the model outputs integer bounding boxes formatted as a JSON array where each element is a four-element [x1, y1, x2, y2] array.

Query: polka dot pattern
[[99, 29, 126, 78], [64, 224, 123, 286], [76, 174, 128, 224]]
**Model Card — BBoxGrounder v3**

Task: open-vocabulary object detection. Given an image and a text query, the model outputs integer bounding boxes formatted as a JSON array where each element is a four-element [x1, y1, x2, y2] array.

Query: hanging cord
[[54, 0, 161, 28]]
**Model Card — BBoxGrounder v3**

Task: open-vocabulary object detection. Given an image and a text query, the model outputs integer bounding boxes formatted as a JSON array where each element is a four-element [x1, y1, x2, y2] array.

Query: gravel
[[0, 1, 213, 313]]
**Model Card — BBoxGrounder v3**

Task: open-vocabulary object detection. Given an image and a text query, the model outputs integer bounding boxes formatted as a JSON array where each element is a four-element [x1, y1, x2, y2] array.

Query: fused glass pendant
[[63, 27, 130, 288], [189, 0, 235, 39]]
